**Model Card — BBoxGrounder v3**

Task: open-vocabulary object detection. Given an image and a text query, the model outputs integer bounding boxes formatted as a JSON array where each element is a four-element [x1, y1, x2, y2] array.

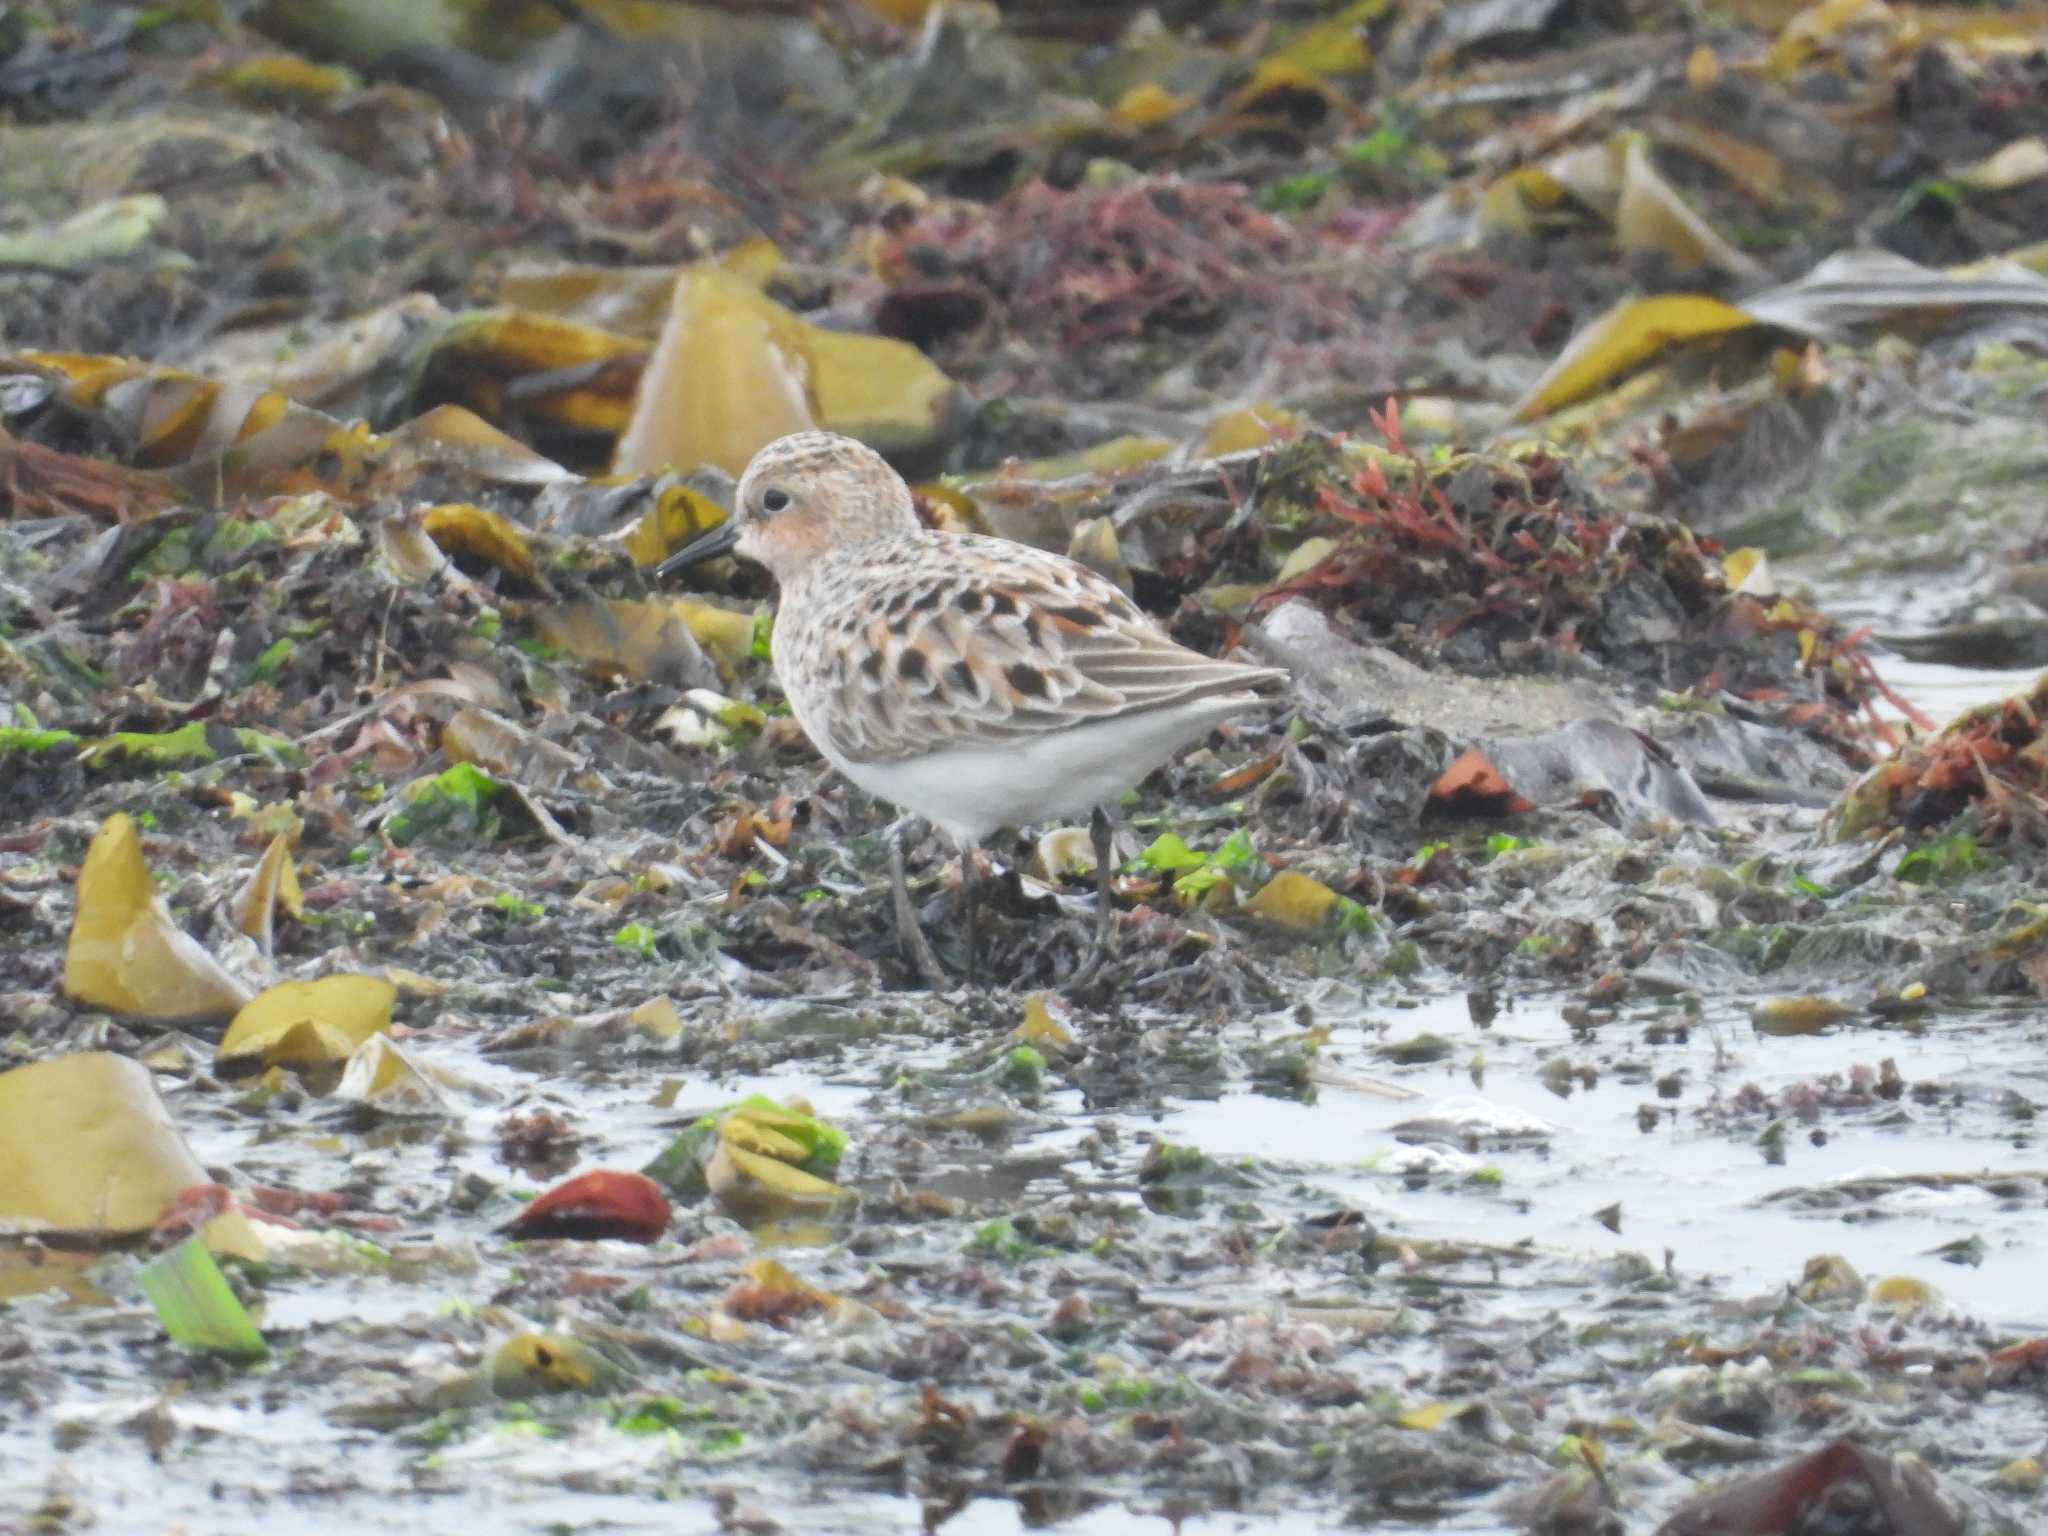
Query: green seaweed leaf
[[385, 762, 506, 846], [0, 727, 79, 753], [137, 1238, 266, 1359], [1896, 828, 1984, 886], [1134, 832, 1206, 873]]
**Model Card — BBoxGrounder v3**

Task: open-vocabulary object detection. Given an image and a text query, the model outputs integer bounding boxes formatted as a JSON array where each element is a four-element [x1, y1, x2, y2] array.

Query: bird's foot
[[1066, 806, 1120, 994], [889, 820, 951, 992]]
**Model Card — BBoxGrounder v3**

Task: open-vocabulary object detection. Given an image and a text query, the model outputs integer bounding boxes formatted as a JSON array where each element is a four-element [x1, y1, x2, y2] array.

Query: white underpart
[[808, 692, 1270, 845]]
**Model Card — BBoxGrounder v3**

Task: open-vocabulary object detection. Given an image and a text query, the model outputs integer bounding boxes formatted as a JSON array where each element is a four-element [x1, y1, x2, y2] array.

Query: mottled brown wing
[[806, 533, 1283, 766]]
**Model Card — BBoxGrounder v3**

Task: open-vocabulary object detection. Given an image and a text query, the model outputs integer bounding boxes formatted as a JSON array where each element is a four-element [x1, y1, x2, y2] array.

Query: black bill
[[651, 518, 741, 581]]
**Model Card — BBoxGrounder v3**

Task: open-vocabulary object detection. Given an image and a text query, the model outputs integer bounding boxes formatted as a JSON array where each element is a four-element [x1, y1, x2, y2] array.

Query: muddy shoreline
[[5, 5, 2048, 1533]]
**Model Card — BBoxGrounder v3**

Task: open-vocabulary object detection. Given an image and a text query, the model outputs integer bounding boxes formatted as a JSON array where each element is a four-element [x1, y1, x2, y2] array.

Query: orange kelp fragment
[[505, 1170, 670, 1243], [1989, 1337, 2048, 1385], [1431, 723, 1714, 827], [1429, 749, 1539, 817], [1212, 752, 1282, 796]]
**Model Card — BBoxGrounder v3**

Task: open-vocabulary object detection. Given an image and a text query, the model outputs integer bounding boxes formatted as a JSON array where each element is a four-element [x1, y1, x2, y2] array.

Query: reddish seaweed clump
[[1255, 403, 1898, 760], [1832, 678, 2048, 841], [883, 177, 1304, 350]]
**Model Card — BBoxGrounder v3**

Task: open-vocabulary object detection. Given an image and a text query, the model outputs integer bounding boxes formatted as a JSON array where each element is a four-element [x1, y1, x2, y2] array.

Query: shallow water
[[1159, 990, 2047, 1326], [15, 947, 2043, 1536], [1804, 555, 2042, 729], [1875, 654, 2040, 728]]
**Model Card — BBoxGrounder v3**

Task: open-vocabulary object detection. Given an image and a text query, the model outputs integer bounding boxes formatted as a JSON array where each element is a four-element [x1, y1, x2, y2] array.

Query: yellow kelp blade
[[0, 1053, 209, 1235], [1510, 293, 1755, 420], [218, 976, 398, 1070], [64, 813, 254, 1022]]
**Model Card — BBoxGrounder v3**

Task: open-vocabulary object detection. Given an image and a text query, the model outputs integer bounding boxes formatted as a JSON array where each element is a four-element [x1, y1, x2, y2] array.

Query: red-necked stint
[[658, 431, 1287, 988]]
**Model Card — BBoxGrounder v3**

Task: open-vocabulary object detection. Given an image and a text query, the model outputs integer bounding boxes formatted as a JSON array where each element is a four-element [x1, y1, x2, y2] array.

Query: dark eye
[[760, 487, 792, 515]]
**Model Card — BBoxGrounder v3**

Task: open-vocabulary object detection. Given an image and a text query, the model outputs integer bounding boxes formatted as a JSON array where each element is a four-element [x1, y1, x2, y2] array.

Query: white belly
[[811, 694, 1268, 845]]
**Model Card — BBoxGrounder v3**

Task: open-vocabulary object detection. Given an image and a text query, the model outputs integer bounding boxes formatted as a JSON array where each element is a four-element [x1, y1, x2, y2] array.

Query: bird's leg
[[960, 841, 980, 990], [1070, 806, 1119, 989], [888, 816, 948, 991]]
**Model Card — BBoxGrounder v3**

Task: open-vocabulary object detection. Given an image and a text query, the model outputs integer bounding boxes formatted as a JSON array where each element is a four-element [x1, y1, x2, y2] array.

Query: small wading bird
[[658, 431, 1288, 988]]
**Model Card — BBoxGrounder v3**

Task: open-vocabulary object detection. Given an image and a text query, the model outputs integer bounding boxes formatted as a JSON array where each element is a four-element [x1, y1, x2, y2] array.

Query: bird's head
[[655, 431, 919, 586]]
